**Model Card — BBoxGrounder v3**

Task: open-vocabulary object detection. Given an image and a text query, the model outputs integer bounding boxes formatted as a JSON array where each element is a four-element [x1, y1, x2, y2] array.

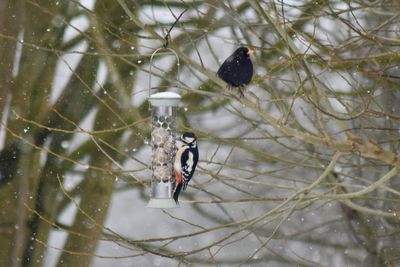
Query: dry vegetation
[[0, 0, 400, 266]]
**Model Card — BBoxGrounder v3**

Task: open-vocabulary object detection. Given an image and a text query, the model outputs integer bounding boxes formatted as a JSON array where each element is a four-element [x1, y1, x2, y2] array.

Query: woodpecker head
[[180, 132, 197, 147]]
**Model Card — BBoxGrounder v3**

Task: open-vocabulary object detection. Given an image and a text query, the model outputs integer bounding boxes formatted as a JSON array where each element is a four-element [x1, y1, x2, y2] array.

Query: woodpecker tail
[[182, 181, 188, 191], [173, 183, 183, 204]]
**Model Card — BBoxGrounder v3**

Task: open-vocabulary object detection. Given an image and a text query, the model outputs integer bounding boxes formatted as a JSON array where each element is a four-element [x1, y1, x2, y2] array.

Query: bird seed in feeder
[[151, 127, 169, 147], [154, 148, 169, 164], [153, 165, 172, 183]]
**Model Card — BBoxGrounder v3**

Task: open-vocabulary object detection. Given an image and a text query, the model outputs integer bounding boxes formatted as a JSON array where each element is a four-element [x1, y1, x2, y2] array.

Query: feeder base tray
[[147, 198, 179, 209]]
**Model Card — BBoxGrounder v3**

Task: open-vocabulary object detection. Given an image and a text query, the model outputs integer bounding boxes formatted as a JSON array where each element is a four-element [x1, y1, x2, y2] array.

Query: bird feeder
[[147, 48, 181, 209]]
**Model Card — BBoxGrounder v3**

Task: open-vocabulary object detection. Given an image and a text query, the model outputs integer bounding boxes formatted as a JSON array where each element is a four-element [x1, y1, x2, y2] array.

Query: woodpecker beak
[[247, 49, 255, 55]]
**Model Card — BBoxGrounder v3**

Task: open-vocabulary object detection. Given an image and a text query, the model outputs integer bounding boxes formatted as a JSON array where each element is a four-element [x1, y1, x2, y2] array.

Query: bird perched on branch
[[173, 132, 199, 204], [217, 46, 254, 97]]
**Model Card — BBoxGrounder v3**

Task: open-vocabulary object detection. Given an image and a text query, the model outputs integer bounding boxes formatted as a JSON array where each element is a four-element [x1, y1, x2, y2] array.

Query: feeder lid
[[149, 92, 181, 107]]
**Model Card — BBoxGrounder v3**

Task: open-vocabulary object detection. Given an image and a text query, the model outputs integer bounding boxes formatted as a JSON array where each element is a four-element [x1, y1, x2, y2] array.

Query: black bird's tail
[[173, 183, 183, 204]]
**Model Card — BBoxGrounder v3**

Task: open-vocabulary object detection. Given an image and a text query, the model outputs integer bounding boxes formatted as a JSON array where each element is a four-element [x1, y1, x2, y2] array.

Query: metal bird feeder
[[147, 48, 181, 209]]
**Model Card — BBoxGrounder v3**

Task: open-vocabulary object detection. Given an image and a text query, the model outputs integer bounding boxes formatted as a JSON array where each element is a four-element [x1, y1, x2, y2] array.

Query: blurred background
[[0, 0, 400, 266]]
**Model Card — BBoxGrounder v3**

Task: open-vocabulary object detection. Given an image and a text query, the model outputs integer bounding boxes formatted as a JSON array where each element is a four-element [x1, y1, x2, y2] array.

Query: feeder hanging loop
[[148, 47, 180, 98]]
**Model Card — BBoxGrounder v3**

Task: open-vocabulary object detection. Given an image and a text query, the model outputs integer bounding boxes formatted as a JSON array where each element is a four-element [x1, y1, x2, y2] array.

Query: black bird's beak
[[247, 49, 255, 55]]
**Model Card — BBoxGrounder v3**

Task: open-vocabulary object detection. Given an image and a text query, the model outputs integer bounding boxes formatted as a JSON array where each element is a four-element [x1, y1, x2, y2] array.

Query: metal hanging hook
[[163, 9, 188, 48], [148, 9, 187, 97]]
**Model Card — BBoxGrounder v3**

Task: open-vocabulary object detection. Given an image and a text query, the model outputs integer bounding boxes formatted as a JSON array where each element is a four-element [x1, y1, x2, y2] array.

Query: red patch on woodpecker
[[175, 171, 183, 184]]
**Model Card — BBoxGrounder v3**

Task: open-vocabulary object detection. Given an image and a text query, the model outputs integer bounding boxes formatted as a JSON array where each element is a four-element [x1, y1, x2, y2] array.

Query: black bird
[[217, 46, 254, 97]]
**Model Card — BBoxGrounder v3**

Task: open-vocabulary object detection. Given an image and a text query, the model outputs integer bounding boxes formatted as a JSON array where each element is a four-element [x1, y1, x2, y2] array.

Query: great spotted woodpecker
[[173, 132, 199, 204]]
